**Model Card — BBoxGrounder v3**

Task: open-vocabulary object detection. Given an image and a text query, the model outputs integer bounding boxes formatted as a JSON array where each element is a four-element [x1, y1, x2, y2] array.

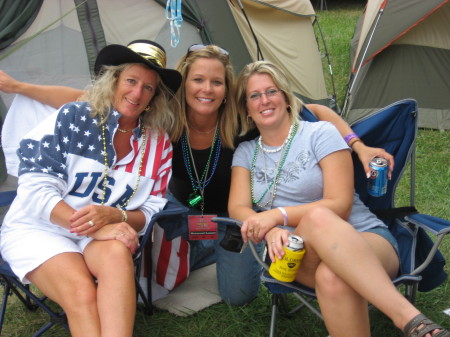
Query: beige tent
[[0, 0, 336, 182], [0, 0, 332, 109]]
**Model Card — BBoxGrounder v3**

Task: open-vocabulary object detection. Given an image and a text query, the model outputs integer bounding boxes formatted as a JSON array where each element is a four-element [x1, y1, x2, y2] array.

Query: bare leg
[[84, 240, 136, 337], [315, 262, 371, 337], [294, 207, 422, 335], [27, 253, 101, 337]]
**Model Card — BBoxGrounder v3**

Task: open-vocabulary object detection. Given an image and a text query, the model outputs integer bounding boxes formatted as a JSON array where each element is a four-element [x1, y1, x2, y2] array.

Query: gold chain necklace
[[117, 127, 132, 133], [188, 123, 216, 135], [100, 124, 147, 209]]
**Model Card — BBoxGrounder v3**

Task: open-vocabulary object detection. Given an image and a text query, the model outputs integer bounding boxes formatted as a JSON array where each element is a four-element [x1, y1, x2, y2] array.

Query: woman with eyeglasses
[[0, 44, 394, 307], [229, 60, 449, 337]]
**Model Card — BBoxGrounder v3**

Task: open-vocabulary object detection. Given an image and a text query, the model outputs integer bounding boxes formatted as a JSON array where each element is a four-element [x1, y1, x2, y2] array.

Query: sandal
[[403, 313, 450, 337]]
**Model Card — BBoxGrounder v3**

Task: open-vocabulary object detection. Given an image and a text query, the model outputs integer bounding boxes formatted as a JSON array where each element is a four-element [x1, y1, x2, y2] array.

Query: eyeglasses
[[187, 44, 229, 56], [247, 88, 282, 101]]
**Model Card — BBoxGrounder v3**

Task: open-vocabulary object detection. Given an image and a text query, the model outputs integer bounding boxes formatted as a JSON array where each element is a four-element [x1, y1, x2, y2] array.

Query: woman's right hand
[[265, 227, 290, 263], [0, 70, 20, 94]]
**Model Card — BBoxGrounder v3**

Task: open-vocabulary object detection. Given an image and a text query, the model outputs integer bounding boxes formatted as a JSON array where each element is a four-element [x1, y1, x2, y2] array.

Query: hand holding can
[[269, 235, 305, 282]]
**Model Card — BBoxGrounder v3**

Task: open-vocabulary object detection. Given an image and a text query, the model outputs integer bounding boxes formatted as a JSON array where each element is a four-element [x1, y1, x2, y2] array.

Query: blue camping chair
[[213, 99, 449, 337], [0, 175, 188, 336]]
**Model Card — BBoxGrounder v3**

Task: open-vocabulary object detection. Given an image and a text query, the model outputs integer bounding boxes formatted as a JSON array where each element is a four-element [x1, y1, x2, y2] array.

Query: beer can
[[269, 235, 306, 282], [367, 157, 388, 197]]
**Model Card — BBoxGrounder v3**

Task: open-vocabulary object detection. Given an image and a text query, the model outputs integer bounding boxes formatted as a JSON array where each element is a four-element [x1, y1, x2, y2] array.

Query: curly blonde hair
[[80, 63, 179, 132]]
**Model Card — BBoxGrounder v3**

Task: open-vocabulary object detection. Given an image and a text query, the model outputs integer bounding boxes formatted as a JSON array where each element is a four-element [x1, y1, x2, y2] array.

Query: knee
[[101, 240, 134, 271], [314, 263, 350, 301], [216, 246, 263, 306], [219, 282, 260, 306], [298, 206, 337, 236], [61, 277, 98, 312]]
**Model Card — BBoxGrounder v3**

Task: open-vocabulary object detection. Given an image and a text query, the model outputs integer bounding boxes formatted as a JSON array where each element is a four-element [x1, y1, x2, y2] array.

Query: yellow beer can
[[269, 235, 305, 282]]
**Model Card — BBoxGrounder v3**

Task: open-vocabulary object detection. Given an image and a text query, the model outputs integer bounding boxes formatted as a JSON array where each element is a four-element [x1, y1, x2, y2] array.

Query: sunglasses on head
[[187, 44, 229, 56]]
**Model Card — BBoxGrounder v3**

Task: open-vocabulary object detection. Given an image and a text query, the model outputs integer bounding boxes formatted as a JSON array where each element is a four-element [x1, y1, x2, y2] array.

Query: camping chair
[[0, 175, 188, 336], [213, 99, 450, 337]]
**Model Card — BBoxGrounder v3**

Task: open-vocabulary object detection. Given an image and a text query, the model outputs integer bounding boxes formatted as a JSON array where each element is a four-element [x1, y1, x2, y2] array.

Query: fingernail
[[366, 172, 370, 179]]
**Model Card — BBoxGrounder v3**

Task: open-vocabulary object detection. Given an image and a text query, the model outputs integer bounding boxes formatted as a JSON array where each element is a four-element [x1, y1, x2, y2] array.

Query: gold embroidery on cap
[[128, 43, 166, 68]]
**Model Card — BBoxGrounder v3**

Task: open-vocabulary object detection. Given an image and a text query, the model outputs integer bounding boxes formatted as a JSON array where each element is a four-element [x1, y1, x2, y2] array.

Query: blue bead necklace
[[181, 125, 221, 210]]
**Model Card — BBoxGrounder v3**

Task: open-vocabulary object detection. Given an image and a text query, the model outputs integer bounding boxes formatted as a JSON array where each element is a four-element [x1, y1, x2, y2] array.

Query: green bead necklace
[[250, 122, 298, 208]]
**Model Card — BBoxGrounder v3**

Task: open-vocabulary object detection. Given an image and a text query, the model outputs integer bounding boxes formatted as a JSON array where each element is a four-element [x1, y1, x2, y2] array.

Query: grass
[[1, 1, 449, 336]]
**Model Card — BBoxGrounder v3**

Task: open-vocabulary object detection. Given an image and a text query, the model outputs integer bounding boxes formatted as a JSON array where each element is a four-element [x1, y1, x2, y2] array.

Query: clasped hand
[[69, 204, 138, 254]]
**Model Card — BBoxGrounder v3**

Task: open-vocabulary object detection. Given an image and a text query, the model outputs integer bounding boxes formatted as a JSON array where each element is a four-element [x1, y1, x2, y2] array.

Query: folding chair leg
[[269, 294, 280, 337], [2, 276, 68, 335], [404, 282, 418, 304]]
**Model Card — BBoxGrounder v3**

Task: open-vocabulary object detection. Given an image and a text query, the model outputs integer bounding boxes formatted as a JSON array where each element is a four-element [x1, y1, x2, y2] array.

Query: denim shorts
[[364, 225, 400, 258]]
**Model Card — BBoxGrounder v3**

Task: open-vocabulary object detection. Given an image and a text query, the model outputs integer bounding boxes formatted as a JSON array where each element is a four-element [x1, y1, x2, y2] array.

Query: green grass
[[1, 1, 449, 336]]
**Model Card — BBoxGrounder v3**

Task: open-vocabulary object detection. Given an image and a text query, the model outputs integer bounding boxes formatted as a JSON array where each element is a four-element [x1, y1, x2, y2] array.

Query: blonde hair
[[80, 63, 179, 132], [170, 45, 241, 149], [236, 61, 301, 135]]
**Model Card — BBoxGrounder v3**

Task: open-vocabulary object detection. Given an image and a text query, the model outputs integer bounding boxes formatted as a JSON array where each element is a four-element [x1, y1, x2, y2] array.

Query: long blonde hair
[[236, 61, 301, 136], [170, 45, 241, 149], [80, 63, 178, 132]]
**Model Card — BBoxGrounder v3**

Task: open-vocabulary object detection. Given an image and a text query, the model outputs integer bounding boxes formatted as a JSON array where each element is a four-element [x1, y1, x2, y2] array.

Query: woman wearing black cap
[[0, 40, 181, 337]]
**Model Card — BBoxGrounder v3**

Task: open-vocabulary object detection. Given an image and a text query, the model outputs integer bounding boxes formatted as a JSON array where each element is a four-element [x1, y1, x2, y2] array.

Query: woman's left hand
[[69, 204, 120, 235], [88, 222, 139, 254], [352, 141, 395, 179]]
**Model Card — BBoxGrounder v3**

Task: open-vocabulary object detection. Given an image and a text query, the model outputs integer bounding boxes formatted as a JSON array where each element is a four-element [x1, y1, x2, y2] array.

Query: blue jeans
[[166, 192, 263, 306]]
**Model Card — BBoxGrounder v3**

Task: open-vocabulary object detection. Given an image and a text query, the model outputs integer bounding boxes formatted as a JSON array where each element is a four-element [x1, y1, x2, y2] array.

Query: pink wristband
[[344, 132, 358, 145], [277, 207, 288, 227]]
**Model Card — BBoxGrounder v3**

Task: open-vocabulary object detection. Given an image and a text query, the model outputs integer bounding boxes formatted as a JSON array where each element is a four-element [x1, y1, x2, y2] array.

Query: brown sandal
[[403, 313, 450, 337]]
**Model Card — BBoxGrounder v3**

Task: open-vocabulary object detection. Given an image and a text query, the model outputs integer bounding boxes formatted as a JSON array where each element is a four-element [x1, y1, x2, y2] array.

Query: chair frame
[[0, 183, 188, 336]]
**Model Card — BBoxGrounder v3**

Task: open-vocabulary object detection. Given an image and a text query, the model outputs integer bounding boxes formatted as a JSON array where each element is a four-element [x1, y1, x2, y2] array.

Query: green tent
[[342, 0, 450, 130]]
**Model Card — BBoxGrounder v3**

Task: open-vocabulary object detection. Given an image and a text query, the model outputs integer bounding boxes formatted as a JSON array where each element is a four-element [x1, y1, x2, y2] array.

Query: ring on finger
[[88, 220, 95, 227]]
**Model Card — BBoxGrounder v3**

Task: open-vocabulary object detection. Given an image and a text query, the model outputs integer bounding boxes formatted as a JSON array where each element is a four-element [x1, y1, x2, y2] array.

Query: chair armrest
[[405, 213, 450, 236], [405, 213, 450, 277], [0, 190, 17, 207], [211, 216, 270, 271]]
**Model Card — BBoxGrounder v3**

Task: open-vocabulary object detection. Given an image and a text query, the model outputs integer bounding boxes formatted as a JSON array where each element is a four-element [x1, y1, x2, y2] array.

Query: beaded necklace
[[181, 125, 221, 211], [258, 123, 295, 153], [100, 123, 147, 209], [250, 122, 298, 208]]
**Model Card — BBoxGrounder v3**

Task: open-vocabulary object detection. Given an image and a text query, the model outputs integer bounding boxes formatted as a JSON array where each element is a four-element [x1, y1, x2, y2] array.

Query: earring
[[222, 98, 227, 104], [144, 106, 152, 113], [247, 115, 253, 124], [287, 105, 291, 113]]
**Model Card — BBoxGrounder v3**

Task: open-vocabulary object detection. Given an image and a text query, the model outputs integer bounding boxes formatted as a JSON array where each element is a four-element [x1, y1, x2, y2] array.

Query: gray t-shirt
[[232, 121, 385, 232]]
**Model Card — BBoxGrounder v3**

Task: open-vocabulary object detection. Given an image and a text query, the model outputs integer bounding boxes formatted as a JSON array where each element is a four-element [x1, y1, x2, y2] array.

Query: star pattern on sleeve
[[17, 102, 108, 181]]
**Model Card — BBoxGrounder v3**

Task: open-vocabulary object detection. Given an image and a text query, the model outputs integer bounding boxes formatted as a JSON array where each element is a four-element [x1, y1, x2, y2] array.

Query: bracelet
[[121, 209, 128, 222], [343, 132, 359, 145], [277, 207, 288, 227]]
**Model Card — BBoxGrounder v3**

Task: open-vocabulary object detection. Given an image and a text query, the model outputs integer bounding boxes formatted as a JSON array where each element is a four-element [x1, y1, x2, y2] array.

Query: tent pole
[[313, 17, 338, 112], [342, 1, 387, 119], [236, 0, 264, 60]]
